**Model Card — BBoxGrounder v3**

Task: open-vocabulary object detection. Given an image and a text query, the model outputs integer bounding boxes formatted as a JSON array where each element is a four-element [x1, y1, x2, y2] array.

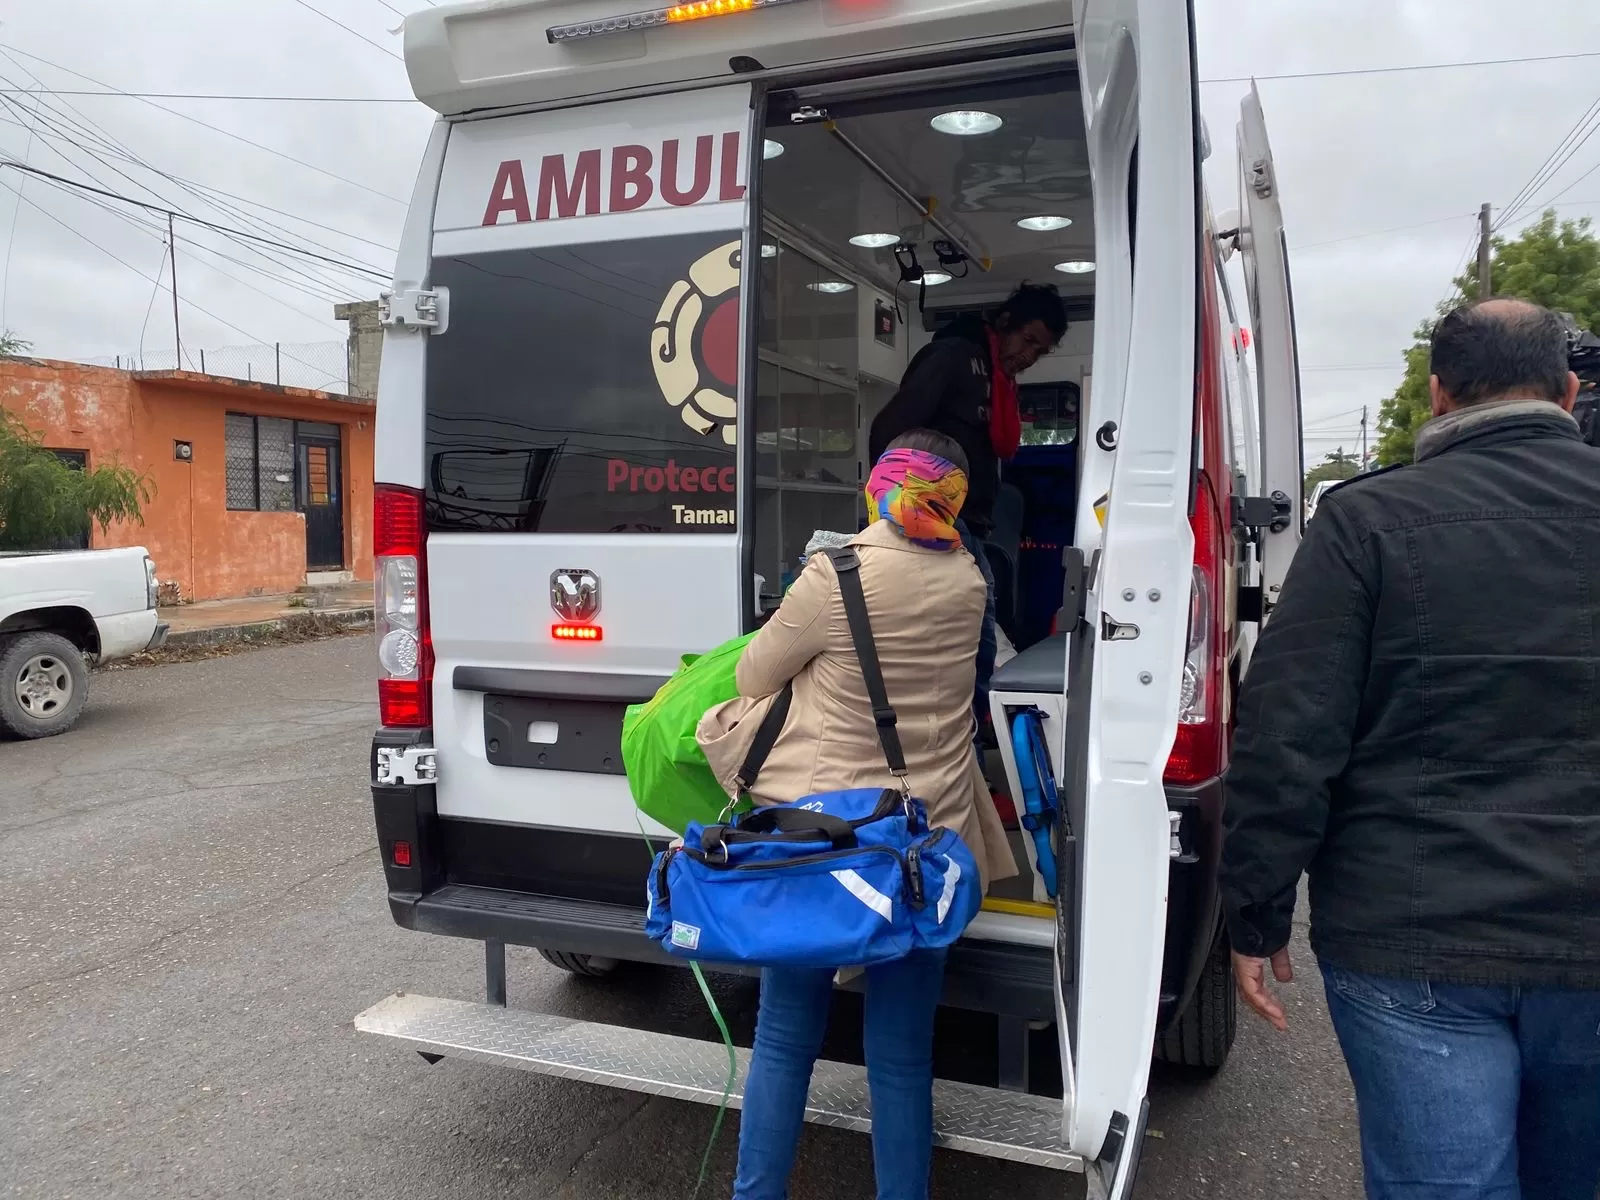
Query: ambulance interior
[[752, 69, 1094, 905]]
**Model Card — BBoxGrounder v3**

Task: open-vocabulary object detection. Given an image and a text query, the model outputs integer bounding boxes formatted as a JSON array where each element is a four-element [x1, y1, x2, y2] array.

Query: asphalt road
[[0, 640, 1363, 1199]]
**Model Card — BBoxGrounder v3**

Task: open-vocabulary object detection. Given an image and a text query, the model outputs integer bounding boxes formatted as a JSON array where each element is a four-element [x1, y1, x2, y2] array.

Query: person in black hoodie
[[868, 283, 1068, 727]]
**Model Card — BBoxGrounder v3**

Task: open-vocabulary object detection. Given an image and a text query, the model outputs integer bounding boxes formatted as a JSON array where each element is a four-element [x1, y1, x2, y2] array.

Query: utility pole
[[168, 210, 182, 367], [1360, 404, 1369, 469], [1477, 202, 1493, 299]]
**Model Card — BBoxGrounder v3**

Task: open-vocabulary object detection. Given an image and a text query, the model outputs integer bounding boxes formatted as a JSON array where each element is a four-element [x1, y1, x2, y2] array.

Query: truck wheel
[[537, 949, 619, 978], [0, 632, 89, 739], [1154, 928, 1236, 1074]]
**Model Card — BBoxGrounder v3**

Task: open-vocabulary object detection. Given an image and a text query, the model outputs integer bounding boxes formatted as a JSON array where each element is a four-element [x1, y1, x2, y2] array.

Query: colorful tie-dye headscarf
[[864, 449, 968, 551]]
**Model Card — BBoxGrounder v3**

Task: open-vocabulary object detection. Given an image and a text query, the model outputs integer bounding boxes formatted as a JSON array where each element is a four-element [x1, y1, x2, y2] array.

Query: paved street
[[1, 641, 1362, 1199]]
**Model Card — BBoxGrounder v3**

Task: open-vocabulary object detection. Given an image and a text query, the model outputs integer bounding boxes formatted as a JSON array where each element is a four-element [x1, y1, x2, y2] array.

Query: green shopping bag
[[622, 632, 756, 835]]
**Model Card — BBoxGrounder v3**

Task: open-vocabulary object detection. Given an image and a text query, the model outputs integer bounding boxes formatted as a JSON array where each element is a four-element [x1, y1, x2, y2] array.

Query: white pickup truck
[[0, 548, 166, 738]]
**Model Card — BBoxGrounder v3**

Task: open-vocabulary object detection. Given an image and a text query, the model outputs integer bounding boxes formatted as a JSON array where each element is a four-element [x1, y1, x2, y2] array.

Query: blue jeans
[[956, 520, 997, 731], [1321, 962, 1600, 1200], [733, 949, 949, 1200]]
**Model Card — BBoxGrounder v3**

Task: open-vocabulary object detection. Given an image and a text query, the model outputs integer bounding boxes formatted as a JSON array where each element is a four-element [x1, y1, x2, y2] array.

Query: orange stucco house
[[0, 358, 376, 602]]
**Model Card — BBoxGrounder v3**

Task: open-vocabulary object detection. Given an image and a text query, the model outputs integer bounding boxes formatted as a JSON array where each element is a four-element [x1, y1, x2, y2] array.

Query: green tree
[[1305, 447, 1360, 494], [0, 410, 153, 551], [1376, 210, 1600, 465], [0, 330, 31, 357]]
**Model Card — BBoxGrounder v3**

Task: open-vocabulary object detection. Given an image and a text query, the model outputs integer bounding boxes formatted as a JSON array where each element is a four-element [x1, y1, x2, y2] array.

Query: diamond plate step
[[356, 993, 1081, 1171]]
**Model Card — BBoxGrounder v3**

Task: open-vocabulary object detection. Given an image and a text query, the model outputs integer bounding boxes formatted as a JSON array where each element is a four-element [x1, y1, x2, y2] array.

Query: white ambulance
[[356, 1, 1303, 1194]]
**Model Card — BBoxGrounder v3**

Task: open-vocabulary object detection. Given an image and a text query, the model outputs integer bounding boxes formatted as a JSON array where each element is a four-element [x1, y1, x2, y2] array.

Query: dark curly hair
[[995, 282, 1069, 343]]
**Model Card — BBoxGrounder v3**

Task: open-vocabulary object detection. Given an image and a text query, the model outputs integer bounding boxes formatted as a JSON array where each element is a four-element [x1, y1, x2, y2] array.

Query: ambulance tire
[[537, 949, 620, 978], [1153, 927, 1236, 1075]]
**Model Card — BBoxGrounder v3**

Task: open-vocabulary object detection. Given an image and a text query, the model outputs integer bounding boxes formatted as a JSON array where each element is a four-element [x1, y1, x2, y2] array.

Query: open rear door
[[1065, 0, 1199, 1195], [1238, 84, 1304, 609]]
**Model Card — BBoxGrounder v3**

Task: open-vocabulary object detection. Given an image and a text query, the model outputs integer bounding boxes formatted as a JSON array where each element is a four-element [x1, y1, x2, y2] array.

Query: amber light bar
[[553, 623, 604, 642], [547, 0, 808, 43]]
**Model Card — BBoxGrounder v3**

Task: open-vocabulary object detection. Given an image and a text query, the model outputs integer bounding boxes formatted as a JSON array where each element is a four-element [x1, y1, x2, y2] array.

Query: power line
[[0, 84, 392, 290], [0, 82, 42, 332], [0, 161, 390, 280], [58, 180, 366, 313], [0, 70, 393, 300], [0, 46, 407, 205], [1544, 158, 1600, 207], [1293, 213, 1476, 251], [0, 174, 326, 361], [1201, 49, 1600, 85], [288, 0, 404, 62], [0, 86, 415, 104], [1496, 95, 1600, 230], [0, 76, 382, 312], [0, 106, 398, 252], [0, 127, 387, 296]]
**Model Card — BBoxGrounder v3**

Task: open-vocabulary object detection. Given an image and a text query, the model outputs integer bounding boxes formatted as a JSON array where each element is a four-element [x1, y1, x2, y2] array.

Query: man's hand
[[1232, 947, 1294, 1032]]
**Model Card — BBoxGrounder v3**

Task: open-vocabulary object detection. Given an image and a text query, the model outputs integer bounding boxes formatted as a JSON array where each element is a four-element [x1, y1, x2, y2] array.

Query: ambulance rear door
[[420, 85, 758, 839], [1064, 0, 1201, 1195], [1237, 83, 1304, 609]]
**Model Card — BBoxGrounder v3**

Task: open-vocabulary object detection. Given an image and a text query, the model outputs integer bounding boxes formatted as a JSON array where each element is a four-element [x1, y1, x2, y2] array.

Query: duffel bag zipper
[[674, 843, 924, 910], [902, 827, 962, 910], [732, 845, 926, 912]]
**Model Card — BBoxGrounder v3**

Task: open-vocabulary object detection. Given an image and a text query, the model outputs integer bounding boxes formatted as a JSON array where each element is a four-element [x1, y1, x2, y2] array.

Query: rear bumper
[[388, 879, 1062, 1019], [370, 729, 1220, 1026], [145, 622, 170, 651]]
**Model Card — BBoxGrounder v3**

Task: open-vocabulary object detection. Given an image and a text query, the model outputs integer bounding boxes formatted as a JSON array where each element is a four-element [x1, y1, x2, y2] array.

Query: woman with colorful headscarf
[[697, 429, 1018, 1200]]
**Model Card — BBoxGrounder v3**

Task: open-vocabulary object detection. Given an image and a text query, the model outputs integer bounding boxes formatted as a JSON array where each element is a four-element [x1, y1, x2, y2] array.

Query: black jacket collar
[[1414, 400, 1580, 462]]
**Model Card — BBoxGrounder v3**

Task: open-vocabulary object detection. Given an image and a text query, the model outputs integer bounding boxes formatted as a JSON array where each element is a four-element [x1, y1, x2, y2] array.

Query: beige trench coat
[[696, 519, 1017, 891]]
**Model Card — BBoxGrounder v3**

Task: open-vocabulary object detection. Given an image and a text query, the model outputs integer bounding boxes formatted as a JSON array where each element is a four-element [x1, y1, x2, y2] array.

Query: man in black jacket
[[1221, 299, 1600, 1200], [868, 284, 1067, 726]]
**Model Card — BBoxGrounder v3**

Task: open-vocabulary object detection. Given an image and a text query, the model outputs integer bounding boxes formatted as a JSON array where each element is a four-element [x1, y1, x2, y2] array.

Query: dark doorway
[[49, 450, 91, 550], [294, 423, 344, 570]]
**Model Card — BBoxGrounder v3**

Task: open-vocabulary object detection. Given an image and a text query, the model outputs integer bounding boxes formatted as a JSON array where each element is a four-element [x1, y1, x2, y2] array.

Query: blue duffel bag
[[643, 548, 982, 970]]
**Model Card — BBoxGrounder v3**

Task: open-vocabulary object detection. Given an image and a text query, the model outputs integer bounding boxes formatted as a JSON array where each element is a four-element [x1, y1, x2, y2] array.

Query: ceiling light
[[1054, 260, 1096, 274], [930, 110, 1002, 136], [1017, 215, 1072, 232], [760, 243, 779, 258], [849, 233, 899, 249], [763, 139, 784, 160], [807, 280, 854, 294], [921, 271, 953, 286]]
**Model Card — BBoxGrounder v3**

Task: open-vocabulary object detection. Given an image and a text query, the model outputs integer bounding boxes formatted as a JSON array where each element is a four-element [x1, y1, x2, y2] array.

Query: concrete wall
[[335, 300, 383, 401], [0, 360, 375, 602]]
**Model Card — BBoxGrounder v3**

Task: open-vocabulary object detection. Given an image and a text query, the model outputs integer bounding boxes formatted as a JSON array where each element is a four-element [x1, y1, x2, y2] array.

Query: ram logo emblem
[[550, 568, 600, 623]]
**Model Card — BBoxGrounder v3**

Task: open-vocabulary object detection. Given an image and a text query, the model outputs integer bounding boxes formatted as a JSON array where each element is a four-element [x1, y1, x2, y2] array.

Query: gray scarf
[[1413, 398, 1578, 462]]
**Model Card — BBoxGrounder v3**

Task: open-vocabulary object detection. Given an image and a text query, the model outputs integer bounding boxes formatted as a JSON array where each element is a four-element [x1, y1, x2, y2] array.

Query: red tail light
[[1165, 471, 1227, 785], [374, 485, 433, 728], [391, 840, 413, 868], [552, 623, 603, 642]]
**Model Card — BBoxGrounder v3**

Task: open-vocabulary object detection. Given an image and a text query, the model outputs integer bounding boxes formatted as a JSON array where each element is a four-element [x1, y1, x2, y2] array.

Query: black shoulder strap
[[731, 549, 909, 793], [734, 682, 792, 793], [823, 548, 909, 783]]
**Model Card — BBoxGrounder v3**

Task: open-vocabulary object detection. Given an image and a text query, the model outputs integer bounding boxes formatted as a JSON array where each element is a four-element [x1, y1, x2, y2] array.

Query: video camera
[[1561, 313, 1600, 445]]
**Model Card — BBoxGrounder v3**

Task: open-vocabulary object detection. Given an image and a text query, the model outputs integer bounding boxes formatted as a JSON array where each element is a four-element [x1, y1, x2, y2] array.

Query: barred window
[[224, 413, 295, 512]]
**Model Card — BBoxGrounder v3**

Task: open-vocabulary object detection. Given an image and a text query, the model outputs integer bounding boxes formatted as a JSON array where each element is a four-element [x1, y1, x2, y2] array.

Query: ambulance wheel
[[1154, 927, 1236, 1074], [538, 949, 620, 978]]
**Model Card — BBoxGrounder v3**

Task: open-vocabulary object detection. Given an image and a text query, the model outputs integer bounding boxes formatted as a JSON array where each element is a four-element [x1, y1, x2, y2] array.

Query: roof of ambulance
[[403, 0, 1070, 118]]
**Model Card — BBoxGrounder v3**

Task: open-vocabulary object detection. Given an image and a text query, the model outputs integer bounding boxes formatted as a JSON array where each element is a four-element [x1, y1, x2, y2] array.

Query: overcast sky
[[1, 0, 1597, 454]]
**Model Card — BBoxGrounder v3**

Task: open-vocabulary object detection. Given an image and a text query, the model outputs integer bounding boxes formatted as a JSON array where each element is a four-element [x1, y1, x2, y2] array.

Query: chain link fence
[[84, 340, 350, 395]]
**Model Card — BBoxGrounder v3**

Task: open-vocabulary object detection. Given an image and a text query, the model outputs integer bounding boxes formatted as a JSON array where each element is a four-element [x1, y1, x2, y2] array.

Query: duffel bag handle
[[728, 806, 859, 850]]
